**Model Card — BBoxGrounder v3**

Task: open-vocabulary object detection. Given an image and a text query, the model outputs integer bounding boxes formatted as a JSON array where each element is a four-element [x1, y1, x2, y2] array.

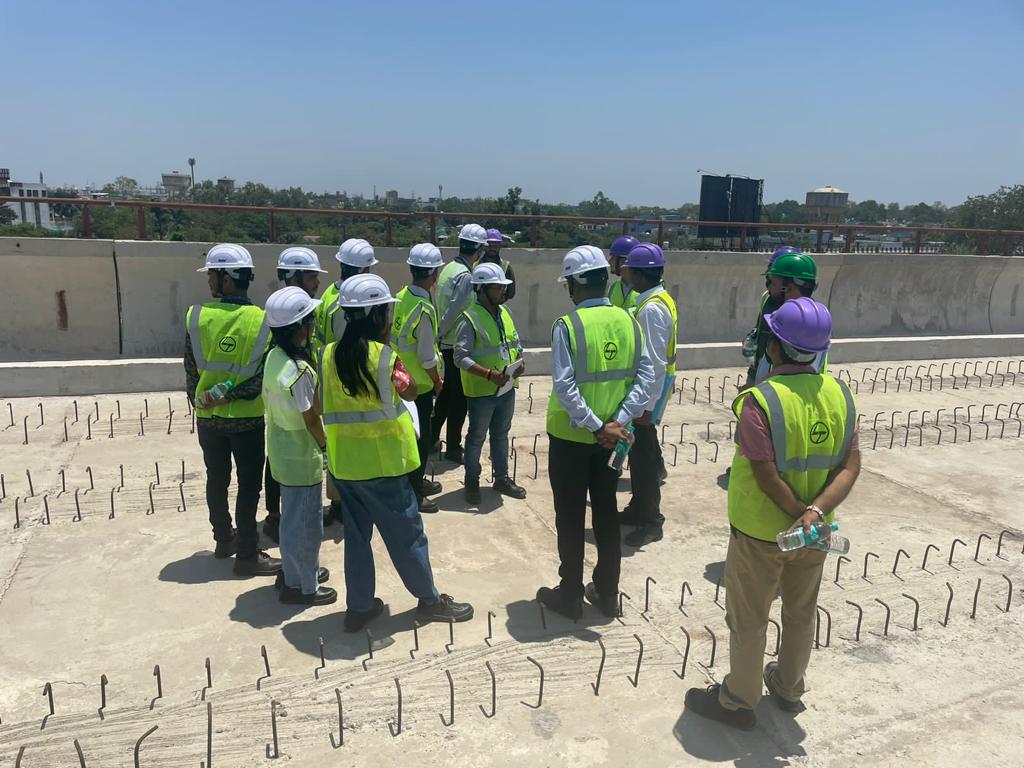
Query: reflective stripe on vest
[[322, 345, 399, 425], [187, 302, 269, 419], [636, 289, 678, 375], [188, 304, 270, 380], [392, 287, 439, 392], [566, 309, 641, 383], [459, 303, 520, 398], [436, 260, 470, 345]]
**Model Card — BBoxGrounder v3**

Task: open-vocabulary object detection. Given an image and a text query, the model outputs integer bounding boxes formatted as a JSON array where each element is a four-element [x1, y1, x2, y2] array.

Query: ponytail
[[334, 304, 390, 399]]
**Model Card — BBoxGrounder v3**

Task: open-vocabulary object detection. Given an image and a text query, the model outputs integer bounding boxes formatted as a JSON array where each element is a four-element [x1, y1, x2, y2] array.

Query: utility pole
[[188, 158, 196, 197]]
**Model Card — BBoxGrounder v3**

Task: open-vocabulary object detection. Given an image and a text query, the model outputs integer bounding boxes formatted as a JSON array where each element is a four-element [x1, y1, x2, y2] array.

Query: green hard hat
[[765, 252, 817, 281]]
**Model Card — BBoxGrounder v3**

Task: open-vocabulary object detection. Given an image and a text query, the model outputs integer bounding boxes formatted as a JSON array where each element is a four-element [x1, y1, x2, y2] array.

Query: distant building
[[805, 186, 849, 223], [161, 171, 192, 197], [216, 177, 235, 194], [1, 169, 53, 228]]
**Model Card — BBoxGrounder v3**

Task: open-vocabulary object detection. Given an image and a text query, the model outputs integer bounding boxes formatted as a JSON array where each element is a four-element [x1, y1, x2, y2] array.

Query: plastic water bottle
[[742, 331, 757, 360], [813, 534, 851, 555], [208, 380, 233, 401], [607, 424, 636, 473], [776, 521, 838, 551]]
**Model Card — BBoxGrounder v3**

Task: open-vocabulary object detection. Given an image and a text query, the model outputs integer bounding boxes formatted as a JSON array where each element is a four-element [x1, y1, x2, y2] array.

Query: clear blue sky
[[7, 0, 1023, 207]]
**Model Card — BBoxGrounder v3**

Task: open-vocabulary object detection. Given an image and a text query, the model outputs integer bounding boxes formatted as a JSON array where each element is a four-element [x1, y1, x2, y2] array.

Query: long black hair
[[269, 314, 315, 366], [334, 304, 390, 399]]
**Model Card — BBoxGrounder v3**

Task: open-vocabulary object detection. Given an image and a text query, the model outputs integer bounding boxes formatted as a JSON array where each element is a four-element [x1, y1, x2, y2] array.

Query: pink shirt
[[737, 364, 859, 462]]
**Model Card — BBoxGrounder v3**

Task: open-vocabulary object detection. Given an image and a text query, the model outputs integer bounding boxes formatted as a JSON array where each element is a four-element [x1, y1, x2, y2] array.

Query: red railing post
[[815, 227, 824, 253], [913, 229, 923, 254], [738, 226, 747, 252], [82, 205, 92, 238], [843, 227, 854, 253], [657, 221, 664, 246], [268, 211, 277, 243], [530, 218, 538, 248], [621, 220, 629, 236], [429, 214, 437, 245], [137, 208, 147, 240], [386, 216, 393, 247]]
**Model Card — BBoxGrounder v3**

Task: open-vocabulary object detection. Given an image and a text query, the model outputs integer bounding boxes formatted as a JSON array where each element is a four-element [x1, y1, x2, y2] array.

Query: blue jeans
[[279, 483, 324, 594], [333, 475, 439, 613], [464, 389, 515, 484]]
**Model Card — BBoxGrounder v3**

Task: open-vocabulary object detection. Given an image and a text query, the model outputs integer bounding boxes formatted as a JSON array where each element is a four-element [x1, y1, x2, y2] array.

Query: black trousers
[[431, 348, 467, 450], [628, 423, 665, 525], [548, 434, 621, 598], [197, 425, 265, 559], [408, 391, 435, 501], [264, 460, 281, 518]]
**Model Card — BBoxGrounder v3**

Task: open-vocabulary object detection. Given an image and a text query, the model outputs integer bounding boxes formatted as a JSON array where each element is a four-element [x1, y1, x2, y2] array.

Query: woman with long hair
[[321, 274, 473, 632], [262, 287, 335, 606]]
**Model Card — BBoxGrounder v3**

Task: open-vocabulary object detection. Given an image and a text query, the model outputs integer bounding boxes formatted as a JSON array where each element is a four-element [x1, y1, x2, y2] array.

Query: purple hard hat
[[768, 245, 801, 266], [610, 235, 640, 257], [764, 297, 832, 353], [485, 228, 502, 243], [624, 242, 665, 269]]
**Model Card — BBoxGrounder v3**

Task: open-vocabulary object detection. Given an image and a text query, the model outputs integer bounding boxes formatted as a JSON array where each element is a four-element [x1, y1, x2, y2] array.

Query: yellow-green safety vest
[[546, 305, 642, 444], [728, 374, 856, 542], [187, 302, 269, 419], [392, 286, 440, 392], [320, 341, 419, 481], [607, 279, 636, 312], [436, 260, 470, 345], [263, 347, 322, 486], [458, 302, 521, 398], [636, 288, 678, 375], [314, 281, 344, 356]]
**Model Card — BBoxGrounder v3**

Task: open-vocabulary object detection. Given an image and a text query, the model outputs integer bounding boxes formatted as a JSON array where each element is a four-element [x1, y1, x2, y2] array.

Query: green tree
[[102, 176, 140, 197], [0, 205, 16, 226], [578, 191, 621, 218]]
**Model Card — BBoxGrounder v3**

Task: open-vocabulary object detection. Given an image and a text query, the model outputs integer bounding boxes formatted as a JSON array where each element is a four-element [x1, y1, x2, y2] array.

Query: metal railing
[[3, 195, 1023, 255]]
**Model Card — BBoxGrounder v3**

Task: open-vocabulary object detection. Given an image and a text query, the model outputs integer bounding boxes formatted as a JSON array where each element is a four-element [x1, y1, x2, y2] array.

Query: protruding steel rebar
[[108, 488, 115, 519], [445, 620, 456, 654], [99, 674, 108, 719], [42, 681, 55, 724], [943, 582, 954, 627], [921, 543, 940, 571], [480, 661, 496, 718], [948, 537, 967, 566], [14, 496, 20, 529], [996, 530, 1012, 559], [537, 598, 547, 629], [200, 701, 212, 768], [150, 665, 163, 709], [679, 581, 692, 614], [176, 484, 186, 513], [714, 576, 723, 607], [440, 669, 455, 726], [902, 593, 920, 630], [257, 645, 271, 690], [892, 548, 910, 577], [266, 699, 280, 757], [22, 415, 28, 445], [138, 412, 145, 437], [74, 738, 86, 768], [767, 617, 781, 654], [874, 598, 892, 636], [834, 555, 851, 585], [618, 591, 631, 622], [42, 494, 50, 526], [26, 469, 34, 498], [133, 725, 158, 768], [863, 551, 879, 580], [316, 636, 326, 679], [704, 625, 717, 667], [387, 678, 403, 737], [202, 657, 212, 701], [814, 606, 832, 648], [73, 489, 82, 523], [522, 656, 545, 707], [628, 634, 644, 688], [485, 611, 495, 647], [971, 577, 982, 619], [1001, 575, 1013, 613], [643, 575, 657, 618], [85, 466, 94, 494], [592, 636, 607, 694], [330, 689, 344, 748], [362, 630, 374, 671], [146, 482, 155, 515], [154, 462, 160, 486], [974, 533, 992, 562], [674, 626, 692, 678]]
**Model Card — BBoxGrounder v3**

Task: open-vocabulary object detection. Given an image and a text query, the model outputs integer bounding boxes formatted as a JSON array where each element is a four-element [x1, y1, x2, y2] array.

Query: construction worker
[[262, 287, 336, 606], [618, 243, 677, 547], [685, 297, 859, 730], [607, 235, 640, 311], [315, 237, 376, 523], [536, 246, 656, 620], [454, 261, 527, 505], [481, 228, 516, 300], [263, 247, 330, 543], [743, 245, 802, 387], [752, 252, 825, 384], [321, 274, 473, 631], [432, 223, 488, 464], [393, 243, 445, 515], [184, 243, 280, 576]]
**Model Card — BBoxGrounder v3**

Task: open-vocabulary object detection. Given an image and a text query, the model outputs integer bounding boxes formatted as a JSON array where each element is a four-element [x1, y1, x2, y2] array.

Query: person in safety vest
[[618, 242, 677, 548], [184, 243, 280, 576], [432, 223, 488, 464], [536, 246, 657, 620], [607, 235, 640, 311], [685, 297, 860, 730], [454, 261, 528, 505], [752, 252, 825, 384], [315, 238, 376, 524], [480, 228, 516, 300], [393, 243, 446, 515], [322, 273, 474, 632], [262, 247, 332, 544], [262, 287, 337, 606]]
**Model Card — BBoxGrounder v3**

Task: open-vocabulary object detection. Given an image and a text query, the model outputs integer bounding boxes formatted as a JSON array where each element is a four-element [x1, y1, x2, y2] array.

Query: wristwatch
[[808, 505, 824, 521]]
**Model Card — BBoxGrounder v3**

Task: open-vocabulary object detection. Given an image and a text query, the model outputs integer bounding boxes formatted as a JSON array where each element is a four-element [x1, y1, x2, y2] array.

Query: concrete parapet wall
[[1, 237, 1022, 364]]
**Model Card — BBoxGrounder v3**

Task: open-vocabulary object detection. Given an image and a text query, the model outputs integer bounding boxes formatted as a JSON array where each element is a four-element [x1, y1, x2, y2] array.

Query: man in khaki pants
[[685, 297, 860, 730]]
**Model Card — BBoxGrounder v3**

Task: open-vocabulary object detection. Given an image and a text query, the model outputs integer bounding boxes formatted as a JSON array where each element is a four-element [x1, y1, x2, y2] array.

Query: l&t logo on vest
[[809, 421, 830, 444], [602, 341, 619, 361], [218, 336, 238, 354]]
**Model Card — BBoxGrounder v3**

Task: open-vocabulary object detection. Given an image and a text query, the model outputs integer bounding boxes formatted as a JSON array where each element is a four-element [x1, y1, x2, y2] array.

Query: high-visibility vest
[[458, 302, 521, 398], [263, 347, 322, 486], [314, 281, 345, 355], [392, 286, 440, 392], [607, 279, 636, 312], [186, 302, 269, 419], [320, 341, 419, 481], [636, 288, 678, 375], [436, 259, 470, 345], [728, 374, 856, 542], [546, 305, 642, 444]]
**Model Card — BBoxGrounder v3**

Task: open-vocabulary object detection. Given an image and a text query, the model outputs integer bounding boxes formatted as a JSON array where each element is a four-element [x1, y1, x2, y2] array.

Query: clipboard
[[496, 358, 525, 396]]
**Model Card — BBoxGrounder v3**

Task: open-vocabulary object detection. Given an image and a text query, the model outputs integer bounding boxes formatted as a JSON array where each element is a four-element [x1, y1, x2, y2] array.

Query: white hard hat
[[558, 245, 610, 283], [337, 273, 399, 308], [265, 286, 322, 328], [277, 246, 327, 273], [471, 261, 512, 286], [458, 223, 488, 245], [407, 243, 444, 268], [335, 238, 378, 267], [198, 243, 254, 273]]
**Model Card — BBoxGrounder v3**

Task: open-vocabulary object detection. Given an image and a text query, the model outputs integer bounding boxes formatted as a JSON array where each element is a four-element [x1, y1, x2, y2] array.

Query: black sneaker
[[233, 551, 283, 577], [262, 515, 281, 544], [493, 476, 527, 499], [584, 582, 618, 618], [763, 662, 804, 712], [684, 684, 756, 731], [444, 447, 464, 464], [464, 481, 481, 505], [421, 478, 443, 496], [280, 585, 338, 606], [274, 567, 329, 589], [416, 594, 474, 624], [625, 523, 663, 548], [536, 585, 583, 622], [213, 530, 238, 559], [618, 505, 644, 527], [344, 597, 385, 633], [419, 497, 440, 514]]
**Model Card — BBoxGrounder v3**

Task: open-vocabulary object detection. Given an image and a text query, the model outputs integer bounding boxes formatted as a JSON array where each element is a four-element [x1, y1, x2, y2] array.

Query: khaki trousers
[[719, 529, 826, 711]]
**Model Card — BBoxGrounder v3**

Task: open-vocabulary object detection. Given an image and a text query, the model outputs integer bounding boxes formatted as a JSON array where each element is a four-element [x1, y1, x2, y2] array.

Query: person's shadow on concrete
[[159, 551, 240, 584], [282, 605, 416, 661], [431, 488, 503, 515], [501, 598, 608, 644], [228, 583, 307, 629], [673, 704, 808, 766]]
